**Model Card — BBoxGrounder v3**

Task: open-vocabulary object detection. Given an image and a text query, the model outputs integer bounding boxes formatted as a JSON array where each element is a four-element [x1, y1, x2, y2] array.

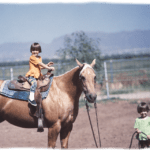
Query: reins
[[84, 97, 101, 148]]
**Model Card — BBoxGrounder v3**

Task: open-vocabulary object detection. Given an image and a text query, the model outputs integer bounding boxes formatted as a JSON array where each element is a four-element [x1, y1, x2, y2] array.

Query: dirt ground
[[0, 98, 150, 149]]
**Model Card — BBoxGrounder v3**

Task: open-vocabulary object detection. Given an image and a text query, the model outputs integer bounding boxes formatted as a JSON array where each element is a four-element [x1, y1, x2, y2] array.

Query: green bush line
[[79, 97, 140, 108]]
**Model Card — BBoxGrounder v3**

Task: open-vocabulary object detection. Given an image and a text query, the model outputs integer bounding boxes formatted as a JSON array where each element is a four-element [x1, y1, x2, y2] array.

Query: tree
[[57, 31, 102, 71]]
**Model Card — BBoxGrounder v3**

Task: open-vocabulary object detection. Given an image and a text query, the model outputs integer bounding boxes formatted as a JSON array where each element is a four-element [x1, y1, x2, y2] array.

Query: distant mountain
[[86, 30, 150, 56], [0, 42, 57, 62], [0, 30, 150, 62]]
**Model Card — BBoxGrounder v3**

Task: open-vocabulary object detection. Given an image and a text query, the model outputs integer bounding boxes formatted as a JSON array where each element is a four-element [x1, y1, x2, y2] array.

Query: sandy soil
[[1, 97, 150, 149]]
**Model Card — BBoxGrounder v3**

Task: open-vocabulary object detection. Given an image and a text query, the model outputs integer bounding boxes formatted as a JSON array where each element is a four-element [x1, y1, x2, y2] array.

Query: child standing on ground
[[26, 42, 55, 107], [134, 102, 150, 148]]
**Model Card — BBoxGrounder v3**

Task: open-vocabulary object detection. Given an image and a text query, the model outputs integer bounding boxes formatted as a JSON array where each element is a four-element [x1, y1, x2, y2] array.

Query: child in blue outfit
[[134, 102, 150, 148]]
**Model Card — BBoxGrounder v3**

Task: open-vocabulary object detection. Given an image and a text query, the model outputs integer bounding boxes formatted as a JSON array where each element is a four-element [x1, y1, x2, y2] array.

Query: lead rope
[[129, 131, 148, 149], [84, 97, 101, 148], [94, 101, 101, 147]]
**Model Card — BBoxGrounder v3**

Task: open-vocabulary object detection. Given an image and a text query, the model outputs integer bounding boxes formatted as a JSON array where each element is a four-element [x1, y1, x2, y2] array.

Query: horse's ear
[[90, 59, 96, 68], [76, 59, 83, 68]]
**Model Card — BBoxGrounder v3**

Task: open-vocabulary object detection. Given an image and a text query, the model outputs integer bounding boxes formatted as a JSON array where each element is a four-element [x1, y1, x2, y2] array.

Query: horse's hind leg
[[60, 123, 73, 148], [0, 111, 5, 122], [48, 122, 61, 148], [0, 117, 5, 123], [0, 102, 5, 123]]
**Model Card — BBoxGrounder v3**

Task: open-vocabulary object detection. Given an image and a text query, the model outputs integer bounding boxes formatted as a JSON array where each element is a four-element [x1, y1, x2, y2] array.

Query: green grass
[[140, 82, 150, 89], [129, 100, 138, 104], [107, 89, 135, 95], [79, 98, 94, 108], [79, 97, 129, 108], [79, 97, 142, 110]]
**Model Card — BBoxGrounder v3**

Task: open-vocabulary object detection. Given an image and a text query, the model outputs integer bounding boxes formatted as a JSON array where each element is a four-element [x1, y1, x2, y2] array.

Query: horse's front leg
[[48, 122, 61, 148], [60, 123, 73, 148]]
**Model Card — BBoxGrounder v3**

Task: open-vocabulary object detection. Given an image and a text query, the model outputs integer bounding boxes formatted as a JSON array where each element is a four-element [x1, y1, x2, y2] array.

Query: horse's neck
[[0, 80, 4, 87], [55, 66, 82, 100]]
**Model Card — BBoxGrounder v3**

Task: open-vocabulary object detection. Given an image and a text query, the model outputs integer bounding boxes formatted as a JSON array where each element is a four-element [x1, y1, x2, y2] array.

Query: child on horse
[[26, 42, 55, 107], [134, 102, 150, 148]]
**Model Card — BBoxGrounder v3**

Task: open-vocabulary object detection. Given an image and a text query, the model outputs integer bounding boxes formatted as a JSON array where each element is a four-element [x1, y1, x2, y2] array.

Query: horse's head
[[76, 59, 97, 103]]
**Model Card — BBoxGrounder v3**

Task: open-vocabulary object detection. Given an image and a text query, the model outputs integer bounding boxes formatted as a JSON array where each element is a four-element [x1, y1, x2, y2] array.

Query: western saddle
[[8, 70, 54, 132]]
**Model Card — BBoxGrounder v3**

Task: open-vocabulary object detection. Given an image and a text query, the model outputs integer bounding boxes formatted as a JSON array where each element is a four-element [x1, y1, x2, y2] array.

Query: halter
[[79, 64, 95, 77], [79, 64, 95, 95]]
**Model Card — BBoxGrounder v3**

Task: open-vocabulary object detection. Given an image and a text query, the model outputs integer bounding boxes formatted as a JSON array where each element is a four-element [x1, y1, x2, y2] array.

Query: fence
[[0, 57, 150, 100], [100, 57, 150, 100], [0, 61, 76, 81]]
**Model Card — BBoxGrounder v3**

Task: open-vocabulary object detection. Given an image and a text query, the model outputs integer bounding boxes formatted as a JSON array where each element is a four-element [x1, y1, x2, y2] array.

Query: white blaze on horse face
[[88, 70, 91, 75], [85, 68, 95, 80], [79, 64, 94, 77], [80, 64, 95, 94]]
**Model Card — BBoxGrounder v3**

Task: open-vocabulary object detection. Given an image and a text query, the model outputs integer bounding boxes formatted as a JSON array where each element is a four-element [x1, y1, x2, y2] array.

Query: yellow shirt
[[26, 55, 42, 79]]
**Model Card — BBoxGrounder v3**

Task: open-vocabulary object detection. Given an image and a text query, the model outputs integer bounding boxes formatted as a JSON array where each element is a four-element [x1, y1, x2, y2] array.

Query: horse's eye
[[94, 76, 96, 82], [80, 76, 85, 81]]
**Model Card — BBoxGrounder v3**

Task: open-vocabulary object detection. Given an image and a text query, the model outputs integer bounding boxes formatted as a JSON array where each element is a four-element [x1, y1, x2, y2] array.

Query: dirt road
[[1, 98, 149, 148]]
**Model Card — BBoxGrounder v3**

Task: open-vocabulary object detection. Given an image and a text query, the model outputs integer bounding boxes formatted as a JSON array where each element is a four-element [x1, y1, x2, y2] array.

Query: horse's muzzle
[[85, 93, 97, 103]]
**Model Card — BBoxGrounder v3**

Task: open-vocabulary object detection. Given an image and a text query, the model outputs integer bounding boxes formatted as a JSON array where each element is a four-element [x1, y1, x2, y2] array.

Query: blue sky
[[0, 1, 150, 45]]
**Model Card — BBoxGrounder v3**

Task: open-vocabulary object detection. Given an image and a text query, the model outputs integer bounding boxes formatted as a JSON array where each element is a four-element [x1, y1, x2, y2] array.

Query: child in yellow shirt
[[26, 42, 55, 106]]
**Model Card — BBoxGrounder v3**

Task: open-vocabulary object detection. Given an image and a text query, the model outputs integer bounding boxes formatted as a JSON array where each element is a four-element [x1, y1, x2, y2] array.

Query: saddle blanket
[[0, 76, 53, 101]]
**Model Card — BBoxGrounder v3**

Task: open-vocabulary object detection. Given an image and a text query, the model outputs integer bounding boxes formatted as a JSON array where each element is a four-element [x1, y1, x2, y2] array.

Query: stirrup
[[37, 118, 44, 132], [28, 99, 37, 107]]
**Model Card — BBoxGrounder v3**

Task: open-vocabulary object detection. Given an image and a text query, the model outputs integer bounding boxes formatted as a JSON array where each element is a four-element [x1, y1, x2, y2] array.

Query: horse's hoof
[[37, 118, 44, 132], [37, 128, 44, 132]]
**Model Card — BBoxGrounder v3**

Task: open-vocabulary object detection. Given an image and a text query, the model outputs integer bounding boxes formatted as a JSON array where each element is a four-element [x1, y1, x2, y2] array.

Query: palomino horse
[[0, 59, 97, 148]]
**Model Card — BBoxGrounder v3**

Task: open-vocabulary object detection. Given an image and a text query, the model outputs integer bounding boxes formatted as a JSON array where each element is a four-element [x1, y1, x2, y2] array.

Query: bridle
[[79, 64, 101, 148], [79, 64, 96, 95]]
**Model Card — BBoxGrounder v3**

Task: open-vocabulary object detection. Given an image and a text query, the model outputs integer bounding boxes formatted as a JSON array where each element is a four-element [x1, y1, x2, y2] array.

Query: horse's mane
[[55, 66, 79, 78], [55, 63, 94, 79]]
